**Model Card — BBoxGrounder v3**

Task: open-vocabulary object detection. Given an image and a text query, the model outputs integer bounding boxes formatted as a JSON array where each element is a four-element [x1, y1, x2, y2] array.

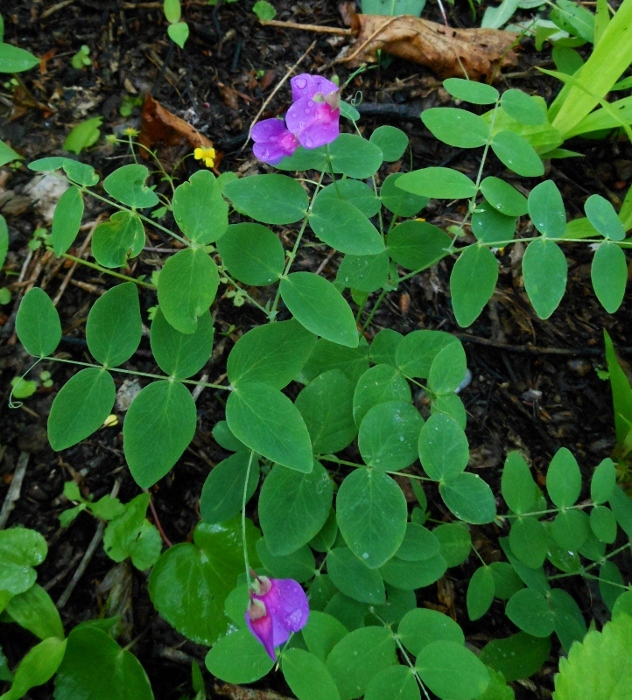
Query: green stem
[[385, 470, 433, 482], [242, 450, 256, 588], [360, 288, 388, 333], [62, 254, 156, 289], [221, 270, 271, 317], [317, 454, 367, 469]]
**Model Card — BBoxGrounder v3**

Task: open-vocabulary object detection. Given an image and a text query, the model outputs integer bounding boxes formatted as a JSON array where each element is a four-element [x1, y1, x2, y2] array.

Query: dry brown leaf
[[139, 93, 213, 153], [345, 14, 518, 81], [214, 683, 292, 700]]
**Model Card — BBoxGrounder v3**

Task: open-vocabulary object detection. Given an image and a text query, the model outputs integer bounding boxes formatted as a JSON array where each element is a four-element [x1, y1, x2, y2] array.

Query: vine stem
[[242, 450, 256, 588], [62, 254, 156, 289]]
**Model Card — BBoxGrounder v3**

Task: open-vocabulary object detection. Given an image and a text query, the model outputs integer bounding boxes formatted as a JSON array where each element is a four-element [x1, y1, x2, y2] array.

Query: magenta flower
[[251, 119, 300, 165], [245, 576, 309, 660], [285, 74, 340, 150]]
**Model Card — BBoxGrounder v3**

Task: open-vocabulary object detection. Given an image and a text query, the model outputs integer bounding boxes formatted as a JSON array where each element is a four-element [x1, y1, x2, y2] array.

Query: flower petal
[[251, 118, 289, 143], [286, 98, 340, 149], [291, 74, 338, 101], [265, 579, 310, 634], [245, 611, 277, 660]]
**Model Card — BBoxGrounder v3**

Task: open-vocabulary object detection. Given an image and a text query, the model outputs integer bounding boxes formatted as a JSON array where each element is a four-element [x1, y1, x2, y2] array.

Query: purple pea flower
[[251, 118, 300, 166], [285, 73, 340, 150], [245, 576, 309, 660]]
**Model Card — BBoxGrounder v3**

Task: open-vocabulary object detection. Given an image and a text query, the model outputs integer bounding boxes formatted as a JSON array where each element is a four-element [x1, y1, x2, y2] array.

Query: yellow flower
[[123, 127, 139, 137], [194, 146, 216, 168]]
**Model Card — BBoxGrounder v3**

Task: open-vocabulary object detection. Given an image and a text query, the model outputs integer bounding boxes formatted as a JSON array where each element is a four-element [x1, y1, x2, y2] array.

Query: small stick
[[260, 19, 353, 35], [337, 16, 399, 64], [242, 40, 318, 151], [192, 372, 209, 402], [42, 550, 84, 591], [455, 333, 607, 356], [148, 496, 173, 548], [57, 479, 121, 608], [0, 451, 30, 530]]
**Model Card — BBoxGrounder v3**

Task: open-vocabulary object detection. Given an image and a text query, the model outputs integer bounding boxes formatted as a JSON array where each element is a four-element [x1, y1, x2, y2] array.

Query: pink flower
[[245, 576, 309, 660], [251, 119, 300, 165], [285, 74, 340, 150]]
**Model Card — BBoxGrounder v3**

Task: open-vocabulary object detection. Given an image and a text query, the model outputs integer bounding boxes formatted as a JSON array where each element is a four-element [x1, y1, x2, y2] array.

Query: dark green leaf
[[369, 126, 409, 161], [172, 170, 228, 244], [223, 174, 308, 224], [103, 164, 159, 208], [422, 108, 490, 148], [217, 223, 285, 286], [387, 221, 450, 271], [450, 245, 498, 327], [92, 211, 144, 268], [51, 185, 83, 257], [522, 238, 567, 319], [200, 451, 260, 524], [16, 287, 61, 357]]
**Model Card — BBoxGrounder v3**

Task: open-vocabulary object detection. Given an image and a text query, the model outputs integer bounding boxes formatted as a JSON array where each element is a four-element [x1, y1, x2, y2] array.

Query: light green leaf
[[0, 43, 40, 73], [172, 170, 227, 244], [380, 554, 447, 590], [591, 457, 616, 504], [223, 174, 308, 224], [522, 238, 567, 319], [280, 272, 358, 348], [64, 117, 102, 154], [259, 461, 332, 555], [428, 340, 467, 395], [364, 665, 419, 700], [440, 473, 497, 524], [501, 452, 537, 515], [551, 509, 590, 551], [317, 179, 381, 218], [51, 185, 83, 257], [609, 486, 632, 537], [163, 0, 181, 22], [92, 211, 145, 268], [591, 241, 627, 313], [467, 566, 495, 621], [480, 177, 528, 216], [15, 287, 61, 357], [590, 505, 617, 543], [416, 641, 489, 700], [300, 338, 369, 384], [450, 245, 498, 327], [282, 648, 341, 700], [491, 130, 544, 177], [4, 637, 66, 700], [396, 330, 457, 379], [167, 21, 189, 47], [150, 307, 214, 379], [353, 364, 411, 427], [419, 413, 469, 481], [547, 447, 581, 507], [217, 223, 284, 285], [48, 369, 115, 451], [302, 611, 348, 662], [479, 632, 550, 683], [326, 548, 386, 604], [422, 108, 490, 148], [399, 607, 464, 656], [205, 628, 273, 683], [227, 319, 316, 389], [6, 584, 63, 640], [103, 164, 158, 208], [200, 451, 259, 524], [369, 329, 403, 367], [585, 194, 626, 241], [369, 126, 409, 161], [471, 201, 516, 244], [380, 173, 428, 217], [501, 89, 546, 125], [328, 134, 383, 179], [157, 248, 219, 334], [226, 381, 313, 472], [396, 167, 477, 200], [337, 252, 389, 293], [509, 517, 549, 569], [336, 469, 407, 569], [359, 401, 423, 471], [443, 79, 499, 104], [253, 0, 277, 21], [0, 528, 47, 595], [528, 180, 566, 238], [387, 220, 450, 271], [123, 380, 197, 488]]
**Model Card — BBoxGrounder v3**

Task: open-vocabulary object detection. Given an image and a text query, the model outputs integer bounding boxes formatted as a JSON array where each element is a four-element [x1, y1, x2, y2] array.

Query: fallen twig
[[260, 19, 353, 35], [52, 216, 101, 307], [0, 451, 30, 530]]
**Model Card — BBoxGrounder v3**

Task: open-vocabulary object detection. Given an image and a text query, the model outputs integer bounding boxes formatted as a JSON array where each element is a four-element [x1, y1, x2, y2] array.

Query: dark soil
[[1, 1, 631, 698]]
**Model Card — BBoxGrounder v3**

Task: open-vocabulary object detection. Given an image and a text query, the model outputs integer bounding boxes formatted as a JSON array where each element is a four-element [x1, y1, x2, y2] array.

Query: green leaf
[[51, 185, 83, 256], [590, 505, 617, 543], [364, 665, 419, 700], [64, 117, 102, 154], [102, 493, 161, 570], [353, 364, 411, 427], [428, 340, 466, 395], [302, 611, 348, 662], [603, 329, 632, 445], [387, 221, 450, 272], [450, 245, 498, 327], [471, 201, 516, 244], [550, 588, 587, 653], [6, 584, 64, 640], [396, 523, 440, 561], [0, 43, 40, 73], [276, 146, 327, 172], [157, 248, 219, 334], [443, 79, 499, 104], [326, 548, 386, 604], [547, 447, 581, 507], [86, 283, 142, 367], [337, 252, 389, 293], [317, 179, 381, 218], [325, 627, 397, 700], [226, 381, 313, 472], [150, 307, 214, 379], [296, 370, 357, 453], [396, 167, 477, 200], [300, 338, 369, 384], [167, 21, 189, 47], [310, 193, 384, 256], [369, 126, 409, 161], [212, 420, 247, 452], [528, 180, 566, 238], [431, 393, 467, 429], [399, 607, 464, 655], [4, 637, 66, 700], [200, 451, 259, 524], [416, 641, 490, 700], [0, 215, 7, 269], [227, 319, 316, 389], [282, 649, 341, 700], [522, 238, 567, 319], [16, 287, 61, 357], [609, 485, 632, 537], [479, 633, 550, 682], [223, 174, 308, 224], [506, 588, 554, 637], [336, 469, 407, 569], [205, 628, 273, 683], [419, 413, 469, 481], [309, 509, 338, 554], [359, 401, 423, 471], [501, 452, 537, 515], [54, 627, 151, 700], [150, 518, 259, 645], [172, 170, 228, 244], [396, 330, 457, 379], [280, 273, 358, 348], [509, 516, 549, 569], [480, 177, 528, 216], [591, 457, 616, 504], [591, 241, 627, 313], [163, 0, 181, 22], [585, 194, 626, 241], [103, 164, 159, 208], [370, 329, 403, 366], [467, 566, 495, 621], [551, 510, 590, 551], [500, 89, 546, 125], [433, 523, 471, 567], [256, 538, 315, 582], [123, 380, 197, 488], [48, 369, 116, 451], [253, 0, 277, 21], [328, 134, 383, 179], [380, 554, 447, 590], [491, 131, 544, 177], [92, 211, 145, 268], [340, 100, 360, 121], [440, 473, 497, 524], [259, 461, 332, 555], [422, 108, 490, 148], [554, 614, 632, 700], [380, 173, 428, 217], [217, 223, 284, 285], [0, 529, 47, 595]]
